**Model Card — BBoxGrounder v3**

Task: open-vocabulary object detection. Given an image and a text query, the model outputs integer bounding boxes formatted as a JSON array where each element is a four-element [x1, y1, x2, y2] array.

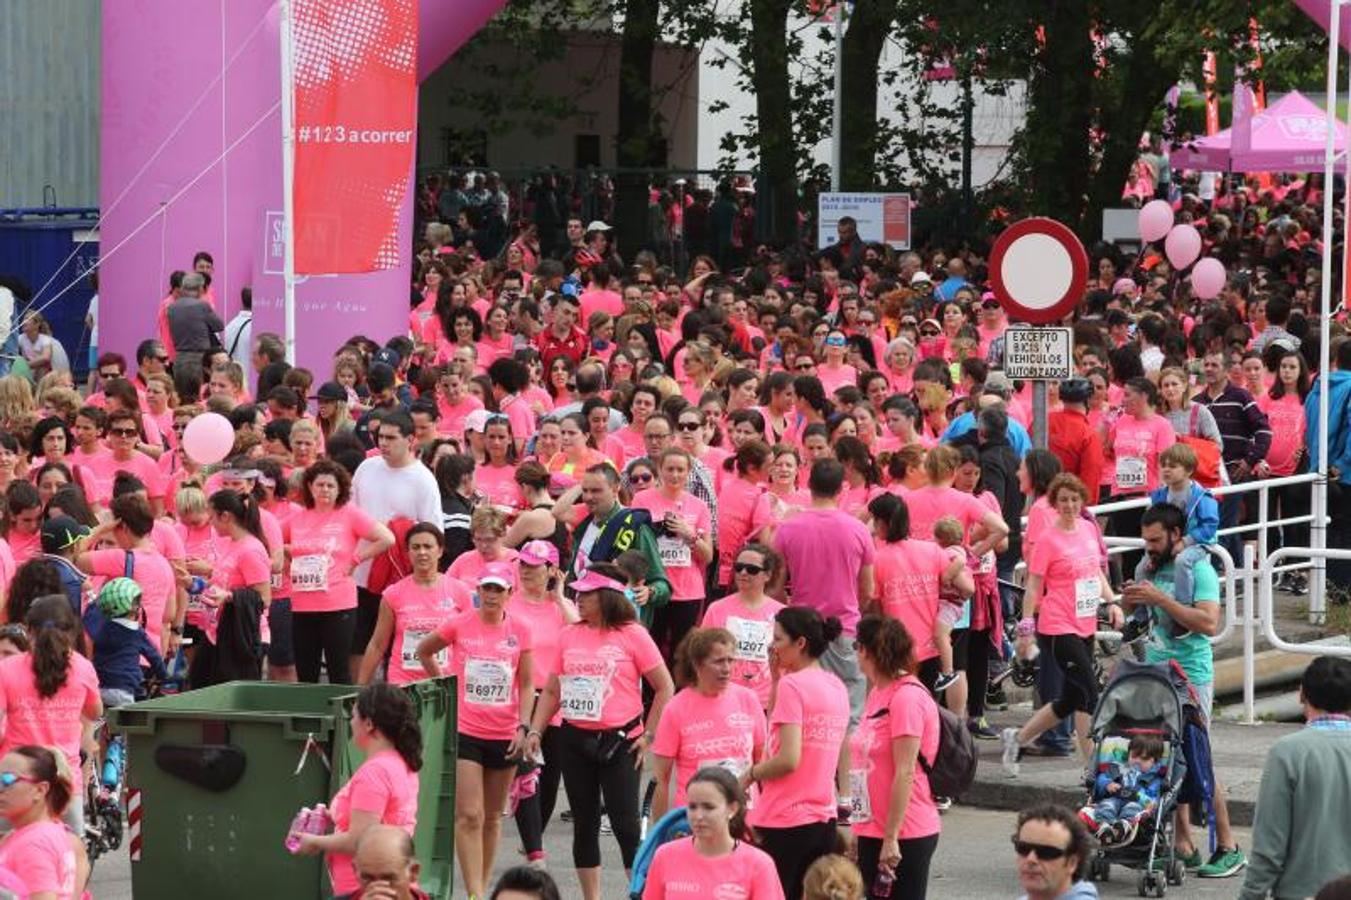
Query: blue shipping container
[[0, 209, 100, 380]]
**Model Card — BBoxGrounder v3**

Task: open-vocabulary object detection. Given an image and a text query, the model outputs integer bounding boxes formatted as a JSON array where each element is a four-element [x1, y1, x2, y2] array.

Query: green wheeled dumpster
[[109, 679, 457, 899]]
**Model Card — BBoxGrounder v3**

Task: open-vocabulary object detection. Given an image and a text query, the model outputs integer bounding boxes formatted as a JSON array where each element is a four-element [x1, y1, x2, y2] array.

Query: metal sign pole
[[1032, 380, 1048, 449]]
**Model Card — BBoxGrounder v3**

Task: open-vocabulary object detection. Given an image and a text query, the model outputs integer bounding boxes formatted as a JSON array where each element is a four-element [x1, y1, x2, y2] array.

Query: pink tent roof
[[1171, 91, 1349, 172]]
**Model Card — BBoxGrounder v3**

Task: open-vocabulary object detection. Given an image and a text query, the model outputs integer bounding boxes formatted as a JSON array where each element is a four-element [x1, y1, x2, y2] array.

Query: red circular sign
[[988, 217, 1088, 325]]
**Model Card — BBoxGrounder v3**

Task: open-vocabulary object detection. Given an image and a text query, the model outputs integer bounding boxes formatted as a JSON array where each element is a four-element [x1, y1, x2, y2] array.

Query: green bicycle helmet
[[98, 577, 142, 619]]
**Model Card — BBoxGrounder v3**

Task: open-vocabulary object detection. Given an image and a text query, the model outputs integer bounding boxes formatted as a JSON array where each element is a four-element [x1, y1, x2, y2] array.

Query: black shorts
[[266, 597, 294, 667], [1039, 632, 1099, 717], [351, 587, 382, 655], [457, 732, 517, 770]]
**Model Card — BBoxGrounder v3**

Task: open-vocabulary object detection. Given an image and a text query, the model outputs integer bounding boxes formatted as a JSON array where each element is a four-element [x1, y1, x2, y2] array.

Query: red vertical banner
[[1249, 18, 1267, 110], [291, 0, 418, 274], [1203, 51, 1220, 135]]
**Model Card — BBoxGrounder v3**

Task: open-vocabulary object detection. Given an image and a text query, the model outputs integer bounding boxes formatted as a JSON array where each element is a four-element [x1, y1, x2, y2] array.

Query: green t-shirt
[[1143, 556, 1219, 685]]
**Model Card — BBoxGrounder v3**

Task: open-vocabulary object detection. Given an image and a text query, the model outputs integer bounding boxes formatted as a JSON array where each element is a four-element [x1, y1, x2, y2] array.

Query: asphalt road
[[89, 804, 1253, 898]]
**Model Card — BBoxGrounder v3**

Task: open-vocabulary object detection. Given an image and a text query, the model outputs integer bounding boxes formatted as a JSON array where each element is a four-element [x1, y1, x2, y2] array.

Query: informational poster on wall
[[818, 193, 911, 250]]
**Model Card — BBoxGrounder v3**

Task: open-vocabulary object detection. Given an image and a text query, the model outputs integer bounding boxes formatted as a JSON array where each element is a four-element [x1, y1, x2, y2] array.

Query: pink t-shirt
[[750, 666, 849, 829], [631, 489, 712, 601], [437, 393, 485, 439], [7, 530, 39, 567], [1023, 496, 1054, 562], [475, 462, 521, 512], [264, 500, 303, 597], [901, 485, 989, 541], [848, 676, 940, 841], [86, 548, 176, 647], [716, 477, 775, 585], [150, 519, 186, 566], [212, 534, 271, 592], [580, 287, 624, 322], [382, 573, 472, 684], [1258, 392, 1306, 476], [447, 548, 519, 586], [773, 508, 874, 636], [0, 540, 14, 603], [701, 593, 784, 708], [0, 651, 100, 773], [613, 426, 647, 463], [284, 505, 377, 614], [499, 395, 538, 449], [1109, 414, 1176, 495], [69, 444, 114, 503], [84, 450, 166, 504], [556, 622, 663, 732], [1028, 518, 1105, 638], [641, 836, 785, 900], [327, 750, 418, 896], [817, 363, 858, 395], [434, 610, 533, 740], [651, 684, 766, 806], [874, 539, 950, 663], [838, 483, 884, 518], [509, 592, 576, 691], [0, 819, 77, 899]]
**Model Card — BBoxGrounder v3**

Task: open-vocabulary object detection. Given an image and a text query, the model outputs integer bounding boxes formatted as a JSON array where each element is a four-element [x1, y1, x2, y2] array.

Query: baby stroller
[[1082, 660, 1206, 897]]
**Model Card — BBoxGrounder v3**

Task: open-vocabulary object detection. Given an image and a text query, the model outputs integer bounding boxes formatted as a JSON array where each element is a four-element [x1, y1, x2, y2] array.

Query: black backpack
[[901, 681, 978, 798]]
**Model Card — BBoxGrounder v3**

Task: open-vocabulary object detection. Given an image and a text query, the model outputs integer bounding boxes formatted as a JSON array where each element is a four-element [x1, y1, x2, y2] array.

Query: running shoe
[[933, 671, 961, 692], [1196, 845, 1246, 878], [934, 796, 952, 812], [967, 716, 999, 740], [986, 685, 1010, 711], [1000, 727, 1021, 776]]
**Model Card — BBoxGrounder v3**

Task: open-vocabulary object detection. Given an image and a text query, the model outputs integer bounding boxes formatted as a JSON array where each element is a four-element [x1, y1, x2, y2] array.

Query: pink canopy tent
[[1171, 90, 1349, 172]]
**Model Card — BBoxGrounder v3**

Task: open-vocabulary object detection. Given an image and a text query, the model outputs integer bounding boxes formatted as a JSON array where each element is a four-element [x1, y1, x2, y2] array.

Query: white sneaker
[[1000, 727, 1021, 776]]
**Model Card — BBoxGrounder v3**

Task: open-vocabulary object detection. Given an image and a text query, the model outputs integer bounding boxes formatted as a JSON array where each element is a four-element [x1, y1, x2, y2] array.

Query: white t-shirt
[[351, 456, 442, 588], [88, 294, 99, 346]]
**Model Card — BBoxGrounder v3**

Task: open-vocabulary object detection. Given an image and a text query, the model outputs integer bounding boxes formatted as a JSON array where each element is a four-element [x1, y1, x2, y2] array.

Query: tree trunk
[[749, 0, 798, 244], [614, 0, 663, 256], [839, 0, 896, 191], [1022, 1, 1095, 230]]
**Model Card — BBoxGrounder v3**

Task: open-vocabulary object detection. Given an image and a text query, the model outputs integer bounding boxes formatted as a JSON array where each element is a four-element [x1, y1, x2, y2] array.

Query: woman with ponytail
[[205, 489, 272, 611], [742, 607, 851, 900], [0, 596, 101, 835], [293, 682, 420, 899], [641, 766, 784, 900], [0, 744, 87, 899]]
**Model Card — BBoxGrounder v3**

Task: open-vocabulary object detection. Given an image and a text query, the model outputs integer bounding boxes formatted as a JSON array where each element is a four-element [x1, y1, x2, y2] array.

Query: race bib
[[1116, 456, 1146, 490], [728, 617, 771, 662], [465, 657, 514, 706], [399, 630, 446, 670], [290, 554, 329, 592], [559, 674, 605, 722], [848, 769, 872, 824], [270, 571, 284, 591], [1075, 576, 1101, 618], [657, 535, 691, 569]]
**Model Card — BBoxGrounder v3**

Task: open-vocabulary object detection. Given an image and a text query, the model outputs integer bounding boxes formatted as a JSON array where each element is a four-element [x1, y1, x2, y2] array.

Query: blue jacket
[[1149, 480, 1219, 547], [82, 606, 167, 698], [1094, 761, 1166, 806], [1306, 370, 1351, 484], [942, 412, 1031, 458]]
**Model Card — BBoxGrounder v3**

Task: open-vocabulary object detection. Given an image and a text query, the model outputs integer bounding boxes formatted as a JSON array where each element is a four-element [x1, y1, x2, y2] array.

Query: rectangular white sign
[[818, 192, 911, 250], [1003, 326, 1073, 380]]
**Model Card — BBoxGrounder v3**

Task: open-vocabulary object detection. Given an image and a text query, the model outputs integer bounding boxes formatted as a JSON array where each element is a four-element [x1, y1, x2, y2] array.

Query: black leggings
[[953, 628, 992, 718], [514, 724, 564, 857], [857, 833, 940, 900], [649, 599, 703, 663], [756, 820, 838, 900], [292, 609, 355, 684], [1040, 633, 1098, 718], [557, 723, 642, 869]]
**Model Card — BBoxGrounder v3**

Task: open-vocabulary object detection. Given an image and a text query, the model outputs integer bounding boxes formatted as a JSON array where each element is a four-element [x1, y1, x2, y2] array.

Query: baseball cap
[[1112, 277, 1138, 297], [98, 577, 142, 619], [585, 220, 612, 233], [519, 540, 559, 567], [374, 347, 402, 369], [570, 569, 628, 594], [41, 516, 90, 555], [463, 409, 491, 434], [315, 381, 347, 403], [478, 562, 514, 590], [910, 271, 933, 285], [983, 371, 1014, 397]]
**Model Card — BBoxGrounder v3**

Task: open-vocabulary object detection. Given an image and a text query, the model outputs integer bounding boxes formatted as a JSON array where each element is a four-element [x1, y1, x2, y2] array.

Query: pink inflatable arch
[[99, 0, 507, 374]]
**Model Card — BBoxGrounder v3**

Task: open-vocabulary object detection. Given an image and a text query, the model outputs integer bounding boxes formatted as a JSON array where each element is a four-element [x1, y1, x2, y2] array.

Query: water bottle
[[307, 803, 332, 836], [102, 736, 124, 789], [871, 866, 895, 898], [284, 807, 313, 853]]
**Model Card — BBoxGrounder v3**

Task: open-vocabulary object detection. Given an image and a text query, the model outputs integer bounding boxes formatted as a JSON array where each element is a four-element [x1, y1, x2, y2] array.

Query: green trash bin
[[110, 679, 457, 900]]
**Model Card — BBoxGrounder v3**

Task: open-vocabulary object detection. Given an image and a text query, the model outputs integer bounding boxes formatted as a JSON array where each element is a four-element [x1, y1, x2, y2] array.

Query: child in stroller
[[1078, 733, 1166, 846]]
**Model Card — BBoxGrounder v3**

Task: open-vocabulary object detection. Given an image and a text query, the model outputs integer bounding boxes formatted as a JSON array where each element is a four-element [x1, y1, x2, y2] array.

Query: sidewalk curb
[[960, 770, 1256, 827]]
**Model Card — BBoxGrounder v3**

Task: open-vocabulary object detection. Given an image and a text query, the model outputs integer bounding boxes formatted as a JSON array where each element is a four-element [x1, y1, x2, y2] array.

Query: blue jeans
[[1093, 796, 1145, 824], [1218, 492, 1243, 570]]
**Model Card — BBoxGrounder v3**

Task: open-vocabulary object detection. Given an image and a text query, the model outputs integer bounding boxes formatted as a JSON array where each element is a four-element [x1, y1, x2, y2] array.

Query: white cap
[[910, 271, 933, 285], [585, 220, 612, 233]]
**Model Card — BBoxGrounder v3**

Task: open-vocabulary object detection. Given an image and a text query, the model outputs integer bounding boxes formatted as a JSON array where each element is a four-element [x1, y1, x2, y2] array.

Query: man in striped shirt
[[1193, 348, 1272, 565]]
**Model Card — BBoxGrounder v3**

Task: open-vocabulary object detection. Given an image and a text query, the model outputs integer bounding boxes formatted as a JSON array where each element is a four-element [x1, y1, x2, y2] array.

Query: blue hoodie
[[1148, 480, 1219, 547], [1305, 370, 1351, 484]]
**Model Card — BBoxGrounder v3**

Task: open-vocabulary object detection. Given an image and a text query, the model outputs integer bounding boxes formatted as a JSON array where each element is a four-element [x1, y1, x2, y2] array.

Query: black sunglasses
[[630, 472, 654, 484], [109, 427, 139, 438], [1011, 838, 1071, 861], [733, 562, 765, 575], [794, 362, 815, 371], [677, 422, 702, 431], [920, 329, 941, 337]]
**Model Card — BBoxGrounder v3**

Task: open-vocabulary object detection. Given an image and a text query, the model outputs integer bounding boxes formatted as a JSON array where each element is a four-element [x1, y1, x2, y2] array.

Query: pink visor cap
[[570, 569, 628, 594], [518, 540, 559, 567]]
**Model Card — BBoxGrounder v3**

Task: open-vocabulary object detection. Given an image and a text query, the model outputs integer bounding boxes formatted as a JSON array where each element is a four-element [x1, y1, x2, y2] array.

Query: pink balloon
[[1164, 224, 1202, 270], [181, 412, 235, 465], [1138, 200, 1174, 243], [1190, 257, 1226, 300]]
